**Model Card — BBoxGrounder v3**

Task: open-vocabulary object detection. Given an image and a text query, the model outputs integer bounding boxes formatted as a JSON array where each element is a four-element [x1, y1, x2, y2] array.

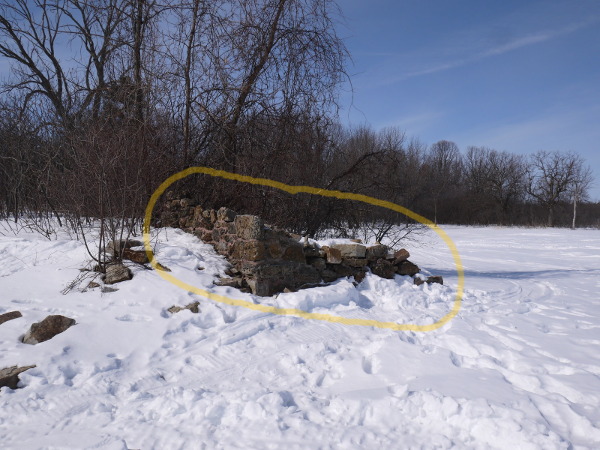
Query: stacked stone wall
[[159, 194, 432, 296]]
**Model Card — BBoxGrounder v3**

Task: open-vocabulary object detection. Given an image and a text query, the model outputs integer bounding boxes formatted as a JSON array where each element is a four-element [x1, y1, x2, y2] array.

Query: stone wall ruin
[[159, 194, 431, 296]]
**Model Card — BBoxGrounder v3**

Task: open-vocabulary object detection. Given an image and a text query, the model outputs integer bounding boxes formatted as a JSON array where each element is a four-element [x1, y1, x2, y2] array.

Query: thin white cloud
[[455, 104, 600, 152], [449, 104, 600, 201], [481, 18, 596, 57], [382, 16, 600, 85], [380, 111, 444, 134]]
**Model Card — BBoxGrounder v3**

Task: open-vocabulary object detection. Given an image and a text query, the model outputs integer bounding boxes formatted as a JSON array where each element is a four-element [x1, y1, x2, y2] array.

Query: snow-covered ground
[[1, 222, 599, 449]]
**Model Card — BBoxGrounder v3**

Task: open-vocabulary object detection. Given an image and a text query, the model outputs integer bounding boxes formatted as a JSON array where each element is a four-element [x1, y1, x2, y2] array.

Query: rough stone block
[[366, 244, 388, 260], [180, 198, 193, 208], [235, 215, 264, 240], [215, 240, 233, 256], [393, 248, 410, 263], [330, 263, 354, 278], [217, 207, 237, 222], [248, 261, 321, 296], [331, 243, 366, 258], [396, 260, 420, 276], [323, 246, 342, 264], [282, 242, 306, 263], [320, 268, 339, 283], [353, 269, 367, 283], [232, 240, 267, 261], [203, 209, 217, 224], [307, 257, 326, 271], [342, 257, 370, 268], [370, 258, 396, 279], [303, 246, 324, 258]]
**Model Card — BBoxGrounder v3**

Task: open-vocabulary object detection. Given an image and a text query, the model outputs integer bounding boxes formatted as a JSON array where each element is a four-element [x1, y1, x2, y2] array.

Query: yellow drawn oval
[[143, 167, 464, 332]]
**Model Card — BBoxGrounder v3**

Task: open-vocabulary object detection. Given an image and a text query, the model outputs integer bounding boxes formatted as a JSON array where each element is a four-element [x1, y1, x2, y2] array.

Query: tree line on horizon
[[0, 0, 597, 248]]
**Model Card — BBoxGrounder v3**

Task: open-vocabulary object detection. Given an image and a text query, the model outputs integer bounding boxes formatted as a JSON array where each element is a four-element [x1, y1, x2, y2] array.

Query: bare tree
[[526, 150, 583, 227], [569, 161, 593, 229], [486, 150, 526, 222], [425, 140, 462, 224], [207, 0, 348, 167], [0, 0, 72, 123]]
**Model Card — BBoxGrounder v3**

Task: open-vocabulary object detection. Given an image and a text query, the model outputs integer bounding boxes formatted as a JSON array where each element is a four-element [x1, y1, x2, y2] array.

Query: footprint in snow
[[449, 351, 463, 368], [115, 314, 152, 322], [362, 355, 380, 374]]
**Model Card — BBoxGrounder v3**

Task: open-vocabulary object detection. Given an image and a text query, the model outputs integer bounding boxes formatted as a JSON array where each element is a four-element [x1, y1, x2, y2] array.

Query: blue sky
[[337, 0, 600, 200]]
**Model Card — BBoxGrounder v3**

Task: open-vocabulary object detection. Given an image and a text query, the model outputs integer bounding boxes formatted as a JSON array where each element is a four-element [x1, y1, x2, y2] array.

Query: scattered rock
[[168, 301, 200, 314], [101, 286, 119, 293], [22, 315, 76, 345], [122, 249, 149, 264], [413, 277, 425, 286], [155, 262, 171, 272], [87, 281, 100, 289], [215, 277, 243, 288], [330, 243, 366, 258], [414, 275, 443, 286], [0, 365, 36, 390], [104, 263, 133, 284], [105, 239, 143, 258], [0, 311, 22, 326]]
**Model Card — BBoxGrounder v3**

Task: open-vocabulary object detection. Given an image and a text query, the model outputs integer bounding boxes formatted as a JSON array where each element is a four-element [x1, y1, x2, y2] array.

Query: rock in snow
[[0, 311, 22, 326], [0, 365, 36, 390], [104, 263, 133, 284], [22, 315, 76, 345]]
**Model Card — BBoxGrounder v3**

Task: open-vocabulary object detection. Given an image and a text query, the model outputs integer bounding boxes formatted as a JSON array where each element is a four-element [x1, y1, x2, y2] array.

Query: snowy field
[[1, 222, 599, 449]]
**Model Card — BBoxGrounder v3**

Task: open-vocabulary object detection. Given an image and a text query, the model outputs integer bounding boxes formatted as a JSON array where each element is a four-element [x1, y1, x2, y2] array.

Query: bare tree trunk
[[572, 194, 577, 229], [227, 0, 287, 162], [182, 0, 201, 166], [132, 0, 146, 123]]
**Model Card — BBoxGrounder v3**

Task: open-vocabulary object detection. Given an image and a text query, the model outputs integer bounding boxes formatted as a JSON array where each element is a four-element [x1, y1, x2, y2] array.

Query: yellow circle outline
[[143, 167, 464, 332]]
